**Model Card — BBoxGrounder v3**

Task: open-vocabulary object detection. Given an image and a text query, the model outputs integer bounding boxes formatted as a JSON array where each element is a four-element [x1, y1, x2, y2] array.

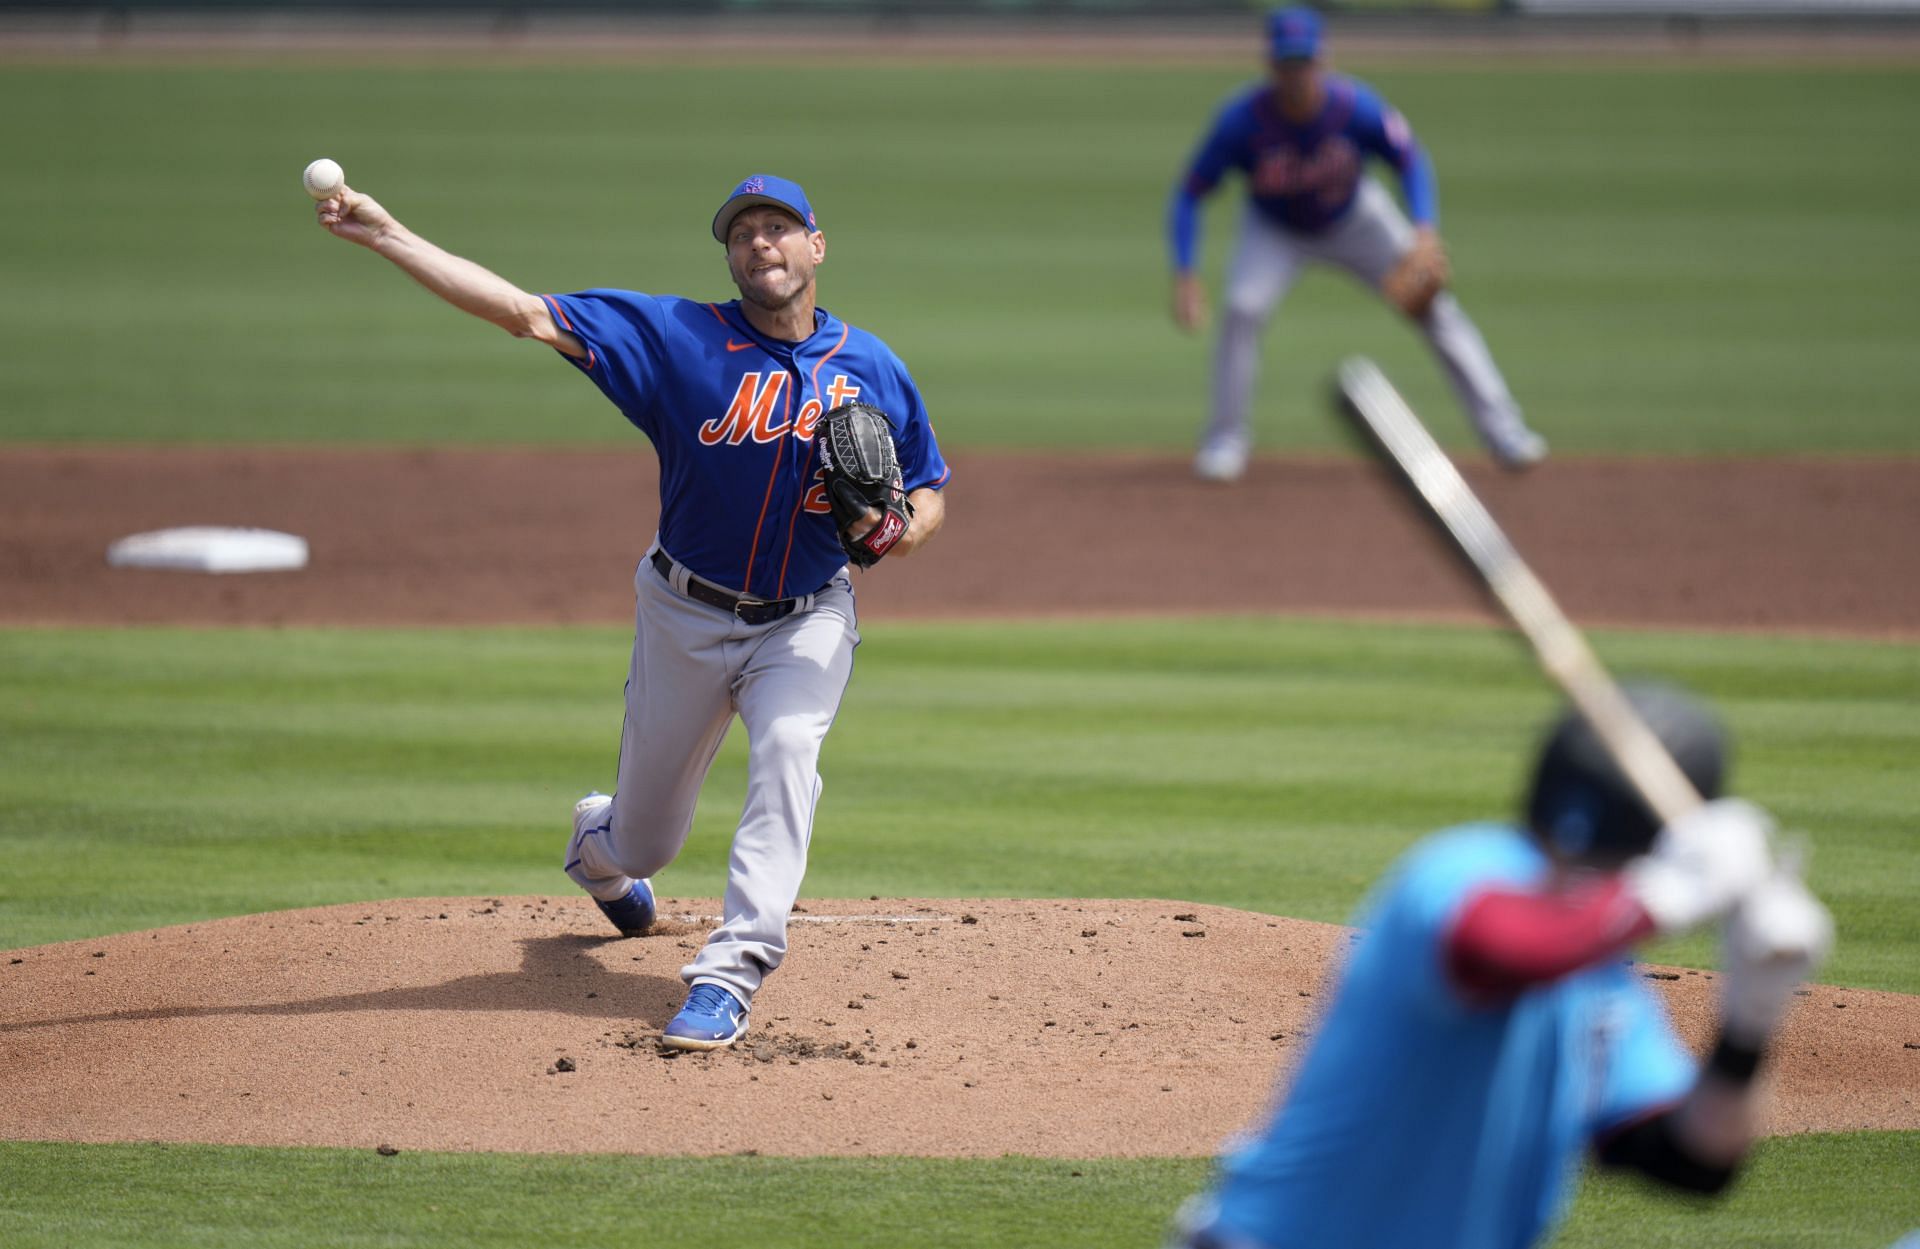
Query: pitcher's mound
[[2, 898, 1914, 1156]]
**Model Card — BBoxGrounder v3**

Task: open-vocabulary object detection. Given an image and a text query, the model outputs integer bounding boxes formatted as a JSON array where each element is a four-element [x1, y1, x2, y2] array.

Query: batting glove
[[1719, 866, 1834, 1045], [1625, 798, 1775, 935]]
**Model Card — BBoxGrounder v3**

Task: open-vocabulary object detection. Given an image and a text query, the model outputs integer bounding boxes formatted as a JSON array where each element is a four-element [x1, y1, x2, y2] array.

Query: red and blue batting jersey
[[1169, 74, 1438, 269], [541, 291, 950, 600]]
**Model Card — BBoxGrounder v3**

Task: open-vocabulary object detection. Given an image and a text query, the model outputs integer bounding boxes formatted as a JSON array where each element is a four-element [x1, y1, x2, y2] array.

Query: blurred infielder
[[317, 173, 949, 1051], [1170, 7, 1546, 481], [1170, 684, 1833, 1249]]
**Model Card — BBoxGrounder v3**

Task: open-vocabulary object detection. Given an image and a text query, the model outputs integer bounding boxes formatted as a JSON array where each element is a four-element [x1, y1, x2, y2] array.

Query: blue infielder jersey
[[541, 292, 950, 601], [1170, 74, 1438, 269], [1204, 824, 1695, 1249]]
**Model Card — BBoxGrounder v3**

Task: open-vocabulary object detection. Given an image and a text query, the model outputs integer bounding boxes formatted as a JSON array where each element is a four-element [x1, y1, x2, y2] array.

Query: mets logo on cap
[[1266, 5, 1322, 59], [712, 173, 820, 244]]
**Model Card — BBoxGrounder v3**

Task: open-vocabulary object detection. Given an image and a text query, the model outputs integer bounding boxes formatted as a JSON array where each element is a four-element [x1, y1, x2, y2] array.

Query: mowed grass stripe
[[2, 618, 1914, 994], [0, 1133, 1914, 1249], [0, 64, 1915, 452]]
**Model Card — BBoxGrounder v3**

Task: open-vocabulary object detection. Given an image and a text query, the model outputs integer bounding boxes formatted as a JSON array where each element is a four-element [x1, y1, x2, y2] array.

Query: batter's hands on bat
[[315, 186, 397, 250], [1718, 865, 1833, 1044], [1624, 798, 1776, 936], [1172, 272, 1209, 333]]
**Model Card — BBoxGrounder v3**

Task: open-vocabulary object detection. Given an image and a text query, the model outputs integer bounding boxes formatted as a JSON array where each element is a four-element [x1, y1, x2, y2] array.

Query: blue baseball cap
[[711, 174, 818, 244], [1267, 6, 1322, 60]]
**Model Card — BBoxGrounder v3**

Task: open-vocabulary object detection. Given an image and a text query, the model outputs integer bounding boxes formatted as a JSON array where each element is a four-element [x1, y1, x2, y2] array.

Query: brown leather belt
[[650, 548, 804, 626]]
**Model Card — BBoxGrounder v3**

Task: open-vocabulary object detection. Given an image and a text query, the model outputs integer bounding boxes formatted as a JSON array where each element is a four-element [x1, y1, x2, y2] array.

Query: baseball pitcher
[[316, 172, 949, 1051]]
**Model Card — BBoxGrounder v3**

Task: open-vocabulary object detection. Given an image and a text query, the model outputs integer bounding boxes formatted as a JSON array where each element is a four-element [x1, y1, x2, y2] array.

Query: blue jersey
[[1206, 824, 1694, 1249], [1170, 74, 1437, 269], [542, 291, 950, 600]]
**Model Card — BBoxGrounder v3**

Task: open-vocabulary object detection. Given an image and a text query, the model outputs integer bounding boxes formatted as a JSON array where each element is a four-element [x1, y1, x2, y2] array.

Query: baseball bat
[[1332, 356, 1702, 827]]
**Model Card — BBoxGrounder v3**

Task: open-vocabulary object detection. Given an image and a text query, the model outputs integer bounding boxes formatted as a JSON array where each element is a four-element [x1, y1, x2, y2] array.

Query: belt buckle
[[734, 595, 775, 625]]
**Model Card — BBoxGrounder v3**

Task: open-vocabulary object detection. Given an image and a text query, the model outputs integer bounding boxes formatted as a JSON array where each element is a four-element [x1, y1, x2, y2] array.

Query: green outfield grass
[[1, 62, 1915, 454], [3, 618, 1915, 992], [0, 1131, 1914, 1249]]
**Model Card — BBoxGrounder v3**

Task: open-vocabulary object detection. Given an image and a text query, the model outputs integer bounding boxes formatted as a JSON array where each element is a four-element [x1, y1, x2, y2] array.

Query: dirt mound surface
[[3, 898, 1914, 1157], [4, 448, 1918, 635]]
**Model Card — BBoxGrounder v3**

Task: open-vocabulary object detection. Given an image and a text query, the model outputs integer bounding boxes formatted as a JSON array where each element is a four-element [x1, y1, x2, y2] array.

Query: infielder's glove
[[1381, 232, 1452, 319], [819, 401, 914, 569]]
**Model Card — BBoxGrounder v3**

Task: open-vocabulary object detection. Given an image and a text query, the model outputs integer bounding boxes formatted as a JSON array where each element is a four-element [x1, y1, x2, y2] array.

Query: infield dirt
[[4, 447, 1918, 635]]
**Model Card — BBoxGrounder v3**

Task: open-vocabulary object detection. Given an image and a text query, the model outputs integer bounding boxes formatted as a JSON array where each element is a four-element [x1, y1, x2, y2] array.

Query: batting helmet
[[1526, 682, 1730, 866]]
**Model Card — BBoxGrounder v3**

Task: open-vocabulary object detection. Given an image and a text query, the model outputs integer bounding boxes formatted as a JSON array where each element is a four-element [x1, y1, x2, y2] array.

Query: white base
[[106, 526, 309, 574]]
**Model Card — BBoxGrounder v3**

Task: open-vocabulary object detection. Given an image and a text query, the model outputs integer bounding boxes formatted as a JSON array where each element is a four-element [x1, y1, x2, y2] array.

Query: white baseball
[[302, 158, 345, 201]]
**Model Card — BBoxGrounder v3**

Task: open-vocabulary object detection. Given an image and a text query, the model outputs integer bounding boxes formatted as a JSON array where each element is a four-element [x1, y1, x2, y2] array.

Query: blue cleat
[[567, 791, 655, 937], [594, 879, 656, 938], [662, 982, 750, 1051]]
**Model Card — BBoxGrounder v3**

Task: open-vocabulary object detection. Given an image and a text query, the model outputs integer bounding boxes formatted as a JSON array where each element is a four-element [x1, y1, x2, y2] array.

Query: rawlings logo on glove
[[818, 401, 914, 569]]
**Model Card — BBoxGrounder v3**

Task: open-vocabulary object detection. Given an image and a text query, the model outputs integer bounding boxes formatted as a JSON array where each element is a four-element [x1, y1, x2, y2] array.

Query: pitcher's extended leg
[[680, 577, 859, 1005]]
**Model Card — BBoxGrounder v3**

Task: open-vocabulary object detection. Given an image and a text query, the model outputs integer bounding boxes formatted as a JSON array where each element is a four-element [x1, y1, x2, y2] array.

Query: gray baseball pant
[[565, 544, 859, 1006], [1205, 178, 1531, 456]]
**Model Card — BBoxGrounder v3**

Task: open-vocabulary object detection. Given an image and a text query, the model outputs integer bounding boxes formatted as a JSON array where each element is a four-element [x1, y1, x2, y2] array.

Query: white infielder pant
[[1204, 178, 1534, 457], [565, 543, 859, 1007]]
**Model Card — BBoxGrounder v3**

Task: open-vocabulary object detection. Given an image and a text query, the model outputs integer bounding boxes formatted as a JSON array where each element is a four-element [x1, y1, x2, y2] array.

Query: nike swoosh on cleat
[[726, 339, 755, 352]]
